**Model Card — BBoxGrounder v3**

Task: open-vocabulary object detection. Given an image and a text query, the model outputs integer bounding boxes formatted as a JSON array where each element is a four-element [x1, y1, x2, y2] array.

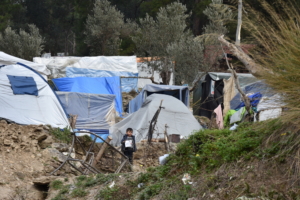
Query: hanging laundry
[[214, 104, 224, 129]]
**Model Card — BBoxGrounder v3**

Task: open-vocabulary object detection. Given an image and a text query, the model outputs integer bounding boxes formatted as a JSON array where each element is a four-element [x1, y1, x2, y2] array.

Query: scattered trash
[[108, 181, 115, 188], [159, 154, 169, 165], [137, 183, 144, 188], [230, 123, 238, 131], [182, 173, 193, 185]]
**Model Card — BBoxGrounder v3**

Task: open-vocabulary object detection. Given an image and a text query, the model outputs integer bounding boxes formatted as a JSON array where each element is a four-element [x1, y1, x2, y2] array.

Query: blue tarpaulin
[[53, 76, 123, 115]]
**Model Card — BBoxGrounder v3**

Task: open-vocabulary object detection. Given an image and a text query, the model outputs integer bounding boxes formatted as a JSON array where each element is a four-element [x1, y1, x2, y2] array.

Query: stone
[[3, 139, 11, 146], [14, 172, 25, 180], [36, 134, 47, 142], [51, 143, 69, 152], [33, 176, 59, 185], [39, 136, 54, 149], [42, 148, 67, 163]]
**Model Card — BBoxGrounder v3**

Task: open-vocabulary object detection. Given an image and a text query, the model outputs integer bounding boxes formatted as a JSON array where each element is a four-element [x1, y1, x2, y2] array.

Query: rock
[[51, 143, 69, 152], [39, 136, 54, 149], [36, 134, 48, 142], [14, 172, 25, 180], [33, 176, 59, 185], [34, 127, 44, 133], [3, 139, 11, 146], [42, 148, 67, 163]]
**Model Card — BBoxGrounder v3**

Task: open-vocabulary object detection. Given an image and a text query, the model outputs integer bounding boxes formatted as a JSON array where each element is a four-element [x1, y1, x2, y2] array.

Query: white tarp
[[110, 94, 202, 146], [0, 51, 50, 78], [257, 108, 282, 122], [137, 62, 173, 88], [0, 64, 70, 128], [33, 56, 138, 78]]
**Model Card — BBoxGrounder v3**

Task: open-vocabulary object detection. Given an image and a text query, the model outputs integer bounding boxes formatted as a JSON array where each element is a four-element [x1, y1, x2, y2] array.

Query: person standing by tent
[[121, 128, 136, 164]]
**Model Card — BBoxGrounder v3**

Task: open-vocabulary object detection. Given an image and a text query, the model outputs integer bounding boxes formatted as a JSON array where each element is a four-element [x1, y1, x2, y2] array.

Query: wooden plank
[[92, 136, 112, 167]]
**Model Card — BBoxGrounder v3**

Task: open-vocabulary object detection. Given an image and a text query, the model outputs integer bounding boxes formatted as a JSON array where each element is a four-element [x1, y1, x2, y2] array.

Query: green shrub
[[49, 127, 72, 144], [71, 188, 88, 197], [50, 180, 64, 190]]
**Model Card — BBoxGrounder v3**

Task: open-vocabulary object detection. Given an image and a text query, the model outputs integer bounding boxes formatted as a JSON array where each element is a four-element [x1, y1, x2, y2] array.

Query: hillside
[[43, 114, 300, 200]]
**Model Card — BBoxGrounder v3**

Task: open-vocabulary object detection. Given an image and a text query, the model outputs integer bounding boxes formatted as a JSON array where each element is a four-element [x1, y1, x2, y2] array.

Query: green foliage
[[71, 188, 88, 197], [49, 127, 72, 144], [50, 180, 64, 190], [97, 186, 120, 200], [85, 0, 133, 56], [0, 24, 44, 60], [173, 121, 280, 172], [138, 183, 163, 200]]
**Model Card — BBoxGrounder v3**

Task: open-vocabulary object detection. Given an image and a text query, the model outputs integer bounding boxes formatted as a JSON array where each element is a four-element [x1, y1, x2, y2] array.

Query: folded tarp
[[128, 84, 189, 113], [34, 56, 138, 92], [53, 76, 123, 115], [110, 94, 202, 146]]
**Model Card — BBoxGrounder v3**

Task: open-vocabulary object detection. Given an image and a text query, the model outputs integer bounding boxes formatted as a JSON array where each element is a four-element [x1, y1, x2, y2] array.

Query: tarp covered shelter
[[52, 76, 123, 116], [33, 56, 138, 92], [0, 51, 50, 79], [193, 72, 257, 118], [0, 53, 70, 128], [110, 94, 202, 146], [128, 84, 189, 113], [57, 92, 115, 139]]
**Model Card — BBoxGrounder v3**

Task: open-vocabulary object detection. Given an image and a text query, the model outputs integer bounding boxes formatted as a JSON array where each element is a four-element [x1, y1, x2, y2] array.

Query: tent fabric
[[52, 76, 123, 115], [0, 64, 70, 128], [33, 56, 138, 92], [128, 84, 189, 113], [56, 92, 116, 130], [230, 81, 275, 110], [223, 77, 236, 115], [234, 92, 263, 110], [7, 75, 38, 96], [110, 94, 202, 146], [0, 51, 50, 78]]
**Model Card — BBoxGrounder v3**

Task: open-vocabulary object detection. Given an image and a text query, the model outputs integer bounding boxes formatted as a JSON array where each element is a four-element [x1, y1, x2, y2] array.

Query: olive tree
[[85, 0, 133, 56], [0, 24, 44, 60]]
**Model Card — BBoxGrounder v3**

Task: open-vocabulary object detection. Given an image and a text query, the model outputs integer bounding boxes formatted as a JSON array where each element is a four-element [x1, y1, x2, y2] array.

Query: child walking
[[121, 128, 136, 164]]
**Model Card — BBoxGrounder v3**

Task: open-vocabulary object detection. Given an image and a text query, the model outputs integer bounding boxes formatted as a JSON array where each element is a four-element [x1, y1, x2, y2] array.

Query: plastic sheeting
[[56, 92, 116, 130], [0, 51, 50, 78], [0, 64, 70, 128], [110, 94, 202, 146], [52, 76, 123, 116], [33, 56, 138, 92], [128, 84, 189, 113], [230, 81, 275, 110]]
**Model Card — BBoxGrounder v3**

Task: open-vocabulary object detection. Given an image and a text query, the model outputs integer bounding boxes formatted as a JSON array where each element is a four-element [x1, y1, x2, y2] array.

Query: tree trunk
[[235, 0, 243, 46], [218, 35, 266, 76]]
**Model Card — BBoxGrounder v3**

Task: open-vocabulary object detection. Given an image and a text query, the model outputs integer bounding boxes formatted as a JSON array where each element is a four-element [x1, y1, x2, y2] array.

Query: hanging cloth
[[214, 104, 224, 129]]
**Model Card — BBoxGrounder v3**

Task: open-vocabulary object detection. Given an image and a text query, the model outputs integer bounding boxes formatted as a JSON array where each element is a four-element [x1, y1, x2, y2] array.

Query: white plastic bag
[[229, 123, 238, 131], [159, 154, 169, 165]]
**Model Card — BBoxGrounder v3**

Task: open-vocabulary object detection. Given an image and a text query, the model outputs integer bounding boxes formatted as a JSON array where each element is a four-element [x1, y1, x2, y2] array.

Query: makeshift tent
[[128, 84, 189, 113], [52, 76, 123, 116], [137, 62, 174, 88], [0, 51, 50, 78], [110, 94, 202, 146], [57, 92, 115, 140], [193, 72, 258, 118], [33, 56, 138, 92], [0, 57, 70, 128]]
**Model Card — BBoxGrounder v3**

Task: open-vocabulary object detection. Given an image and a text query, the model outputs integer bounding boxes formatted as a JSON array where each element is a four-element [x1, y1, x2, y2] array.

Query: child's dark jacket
[[121, 135, 137, 152]]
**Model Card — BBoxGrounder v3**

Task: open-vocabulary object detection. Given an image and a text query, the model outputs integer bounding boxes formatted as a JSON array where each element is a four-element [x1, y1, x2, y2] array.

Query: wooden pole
[[92, 136, 112, 167]]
